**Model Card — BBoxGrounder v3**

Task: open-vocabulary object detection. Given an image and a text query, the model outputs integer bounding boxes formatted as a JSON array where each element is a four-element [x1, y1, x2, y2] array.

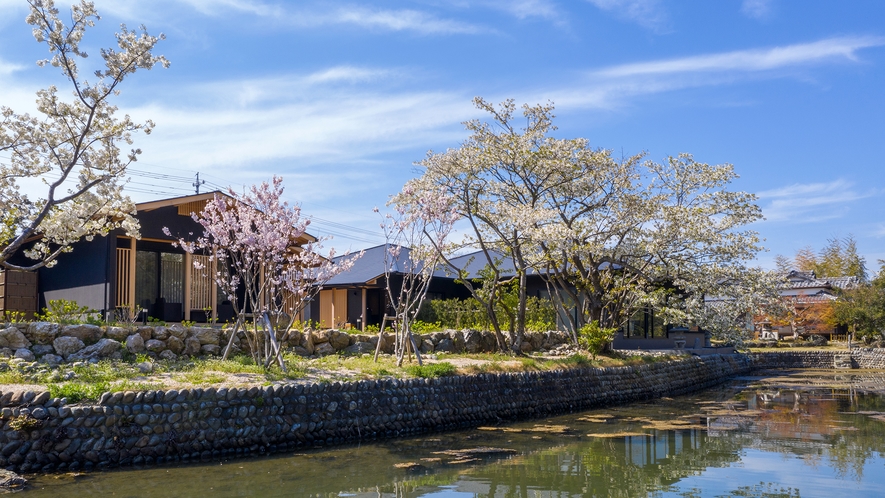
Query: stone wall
[[750, 349, 885, 369], [0, 354, 751, 473], [0, 324, 574, 364], [0, 323, 224, 365]]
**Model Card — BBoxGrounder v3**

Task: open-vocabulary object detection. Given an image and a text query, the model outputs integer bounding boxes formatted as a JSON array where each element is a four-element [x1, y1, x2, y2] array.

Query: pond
[[21, 370, 885, 497]]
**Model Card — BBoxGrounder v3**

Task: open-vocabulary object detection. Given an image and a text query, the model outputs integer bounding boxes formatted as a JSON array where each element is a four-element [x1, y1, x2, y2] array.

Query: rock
[[39, 354, 62, 366], [312, 329, 331, 344], [31, 344, 54, 356], [314, 342, 335, 356], [167, 324, 188, 341], [806, 334, 828, 347], [520, 340, 533, 353], [136, 361, 153, 374], [200, 344, 220, 356], [194, 328, 220, 346], [104, 326, 130, 341], [0, 327, 31, 349], [463, 329, 482, 353], [136, 327, 153, 341], [152, 327, 170, 341], [0, 469, 27, 491], [126, 334, 146, 354], [435, 338, 455, 353], [67, 338, 122, 362], [166, 336, 185, 355], [53, 336, 86, 359], [26, 322, 59, 345], [328, 330, 353, 350], [343, 342, 375, 355], [292, 346, 310, 357], [60, 324, 103, 344], [420, 339, 434, 353], [159, 350, 177, 361], [184, 337, 202, 356], [13, 349, 34, 362], [145, 339, 166, 353]]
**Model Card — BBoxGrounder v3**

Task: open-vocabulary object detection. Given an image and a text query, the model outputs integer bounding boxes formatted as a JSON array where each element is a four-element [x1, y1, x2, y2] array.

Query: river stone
[[0, 469, 27, 491], [13, 349, 34, 361], [136, 361, 153, 374], [104, 326, 130, 341], [166, 336, 185, 355], [145, 339, 165, 353], [184, 337, 201, 356], [167, 324, 188, 341], [26, 322, 59, 345], [152, 327, 170, 341], [126, 334, 145, 354], [328, 330, 353, 350], [53, 336, 85, 358], [194, 328, 219, 346], [67, 338, 122, 362], [0, 327, 31, 350], [60, 324, 103, 343]]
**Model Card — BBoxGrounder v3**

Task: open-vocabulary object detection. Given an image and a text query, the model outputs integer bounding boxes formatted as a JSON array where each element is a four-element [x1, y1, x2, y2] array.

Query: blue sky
[[1, 0, 883, 270]]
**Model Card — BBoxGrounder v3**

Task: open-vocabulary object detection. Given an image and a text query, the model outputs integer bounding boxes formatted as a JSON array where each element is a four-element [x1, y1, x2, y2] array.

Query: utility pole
[[193, 172, 206, 194]]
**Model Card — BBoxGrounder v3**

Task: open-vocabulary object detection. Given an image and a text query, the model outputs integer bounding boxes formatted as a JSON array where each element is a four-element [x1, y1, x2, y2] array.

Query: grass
[[406, 362, 456, 378], [0, 348, 678, 403]]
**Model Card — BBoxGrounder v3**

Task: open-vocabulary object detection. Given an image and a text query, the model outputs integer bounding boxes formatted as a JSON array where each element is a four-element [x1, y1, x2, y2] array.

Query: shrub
[[578, 321, 617, 360], [35, 299, 99, 325]]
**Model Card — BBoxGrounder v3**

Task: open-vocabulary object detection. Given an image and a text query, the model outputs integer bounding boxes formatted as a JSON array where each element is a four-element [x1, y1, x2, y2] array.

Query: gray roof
[[783, 270, 859, 291]]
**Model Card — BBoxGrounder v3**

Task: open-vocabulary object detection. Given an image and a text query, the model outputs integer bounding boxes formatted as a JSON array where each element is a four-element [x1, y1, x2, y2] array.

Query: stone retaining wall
[[750, 349, 885, 369], [0, 323, 573, 364], [0, 354, 750, 473]]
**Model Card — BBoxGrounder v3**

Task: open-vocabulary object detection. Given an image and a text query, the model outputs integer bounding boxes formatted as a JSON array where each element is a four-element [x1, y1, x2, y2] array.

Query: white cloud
[[488, 0, 562, 21], [585, 0, 670, 33], [756, 179, 875, 223], [0, 57, 24, 76], [741, 0, 774, 20], [322, 6, 485, 34], [593, 36, 885, 78]]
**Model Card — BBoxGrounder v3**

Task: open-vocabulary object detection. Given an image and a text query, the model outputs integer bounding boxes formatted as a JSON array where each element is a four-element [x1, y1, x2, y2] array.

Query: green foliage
[[2, 310, 25, 324], [419, 296, 555, 332], [364, 324, 380, 333], [181, 320, 196, 328], [830, 265, 885, 343], [410, 320, 442, 334], [406, 362, 456, 378], [578, 321, 617, 360], [8, 415, 42, 432], [35, 299, 99, 325], [783, 235, 867, 280], [147, 316, 167, 326]]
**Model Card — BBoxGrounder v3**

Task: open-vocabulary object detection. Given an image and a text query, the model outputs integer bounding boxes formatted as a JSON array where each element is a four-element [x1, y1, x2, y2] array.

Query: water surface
[[23, 370, 885, 497]]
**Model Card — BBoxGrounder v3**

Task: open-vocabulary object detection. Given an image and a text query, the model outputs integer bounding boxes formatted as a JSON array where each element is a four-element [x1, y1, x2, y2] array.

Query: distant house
[[758, 270, 858, 339], [11, 192, 315, 323], [314, 244, 471, 331]]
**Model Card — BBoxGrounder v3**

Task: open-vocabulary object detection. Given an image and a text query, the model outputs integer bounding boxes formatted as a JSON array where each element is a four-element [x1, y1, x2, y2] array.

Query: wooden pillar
[[128, 237, 136, 309], [211, 262, 218, 324], [361, 288, 367, 332], [184, 252, 192, 321]]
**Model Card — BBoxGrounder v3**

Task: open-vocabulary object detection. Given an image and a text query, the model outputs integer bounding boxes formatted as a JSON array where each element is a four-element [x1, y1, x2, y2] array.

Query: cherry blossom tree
[[375, 186, 457, 366], [403, 97, 772, 349], [167, 177, 357, 370], [0, 0, 168, 270]]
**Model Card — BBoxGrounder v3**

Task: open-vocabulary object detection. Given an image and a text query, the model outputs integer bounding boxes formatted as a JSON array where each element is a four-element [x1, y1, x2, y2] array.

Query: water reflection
[[23, 371, 885, 497]]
